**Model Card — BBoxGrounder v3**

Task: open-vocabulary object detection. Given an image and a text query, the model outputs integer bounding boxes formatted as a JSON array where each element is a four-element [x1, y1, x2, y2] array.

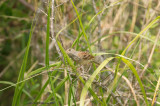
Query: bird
[[66, 48, 94, 65]]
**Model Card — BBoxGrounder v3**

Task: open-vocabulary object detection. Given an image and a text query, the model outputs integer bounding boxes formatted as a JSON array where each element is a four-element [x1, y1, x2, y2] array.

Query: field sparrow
[[66, 48, 94, 65]]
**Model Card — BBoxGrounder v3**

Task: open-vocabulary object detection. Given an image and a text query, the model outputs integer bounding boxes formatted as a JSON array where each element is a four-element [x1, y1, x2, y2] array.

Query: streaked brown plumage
[[66, 48, 94, 65]]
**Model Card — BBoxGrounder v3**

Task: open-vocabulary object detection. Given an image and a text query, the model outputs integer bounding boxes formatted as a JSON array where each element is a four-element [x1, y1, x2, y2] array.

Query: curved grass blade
[[71, 0, 91, 52], [80, 57, 114, 106], [120, 57, 148, 106], [27, 62, 61, 77], [122, 16, 160, 56]]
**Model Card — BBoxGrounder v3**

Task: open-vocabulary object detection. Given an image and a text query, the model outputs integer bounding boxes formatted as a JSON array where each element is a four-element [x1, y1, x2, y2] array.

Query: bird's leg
[[86, 63, 92, 73], [80, 65, 85, 76]]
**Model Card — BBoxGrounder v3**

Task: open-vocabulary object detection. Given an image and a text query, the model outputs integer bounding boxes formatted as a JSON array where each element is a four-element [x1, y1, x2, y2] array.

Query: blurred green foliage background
[[0, 0, 160, 105]]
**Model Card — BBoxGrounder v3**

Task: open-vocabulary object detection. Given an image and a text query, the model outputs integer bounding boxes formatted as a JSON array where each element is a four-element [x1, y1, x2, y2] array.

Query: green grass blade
[[68, 76, 77, 106], [45, 1, 59, 105], [120, 57, 148, 105], [27, 62, 61, 77], [45, 0, 50, 68], [33, 79, 49, 106], [55, 75, 69, 92], [71, 0, 91, 52], [12, 12, 37, 106], [57, 40, 75, 68]]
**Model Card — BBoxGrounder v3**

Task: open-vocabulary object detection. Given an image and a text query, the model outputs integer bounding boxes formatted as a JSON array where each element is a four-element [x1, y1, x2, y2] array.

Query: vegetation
[[0, 0, 160, 105]]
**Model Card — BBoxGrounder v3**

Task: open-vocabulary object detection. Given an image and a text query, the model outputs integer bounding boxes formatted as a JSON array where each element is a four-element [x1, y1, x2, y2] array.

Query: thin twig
[[50, 0, 63, 62], [19, 0, 35, 12], [129, 0, 139, 32], [140, 29, 160, 78]]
